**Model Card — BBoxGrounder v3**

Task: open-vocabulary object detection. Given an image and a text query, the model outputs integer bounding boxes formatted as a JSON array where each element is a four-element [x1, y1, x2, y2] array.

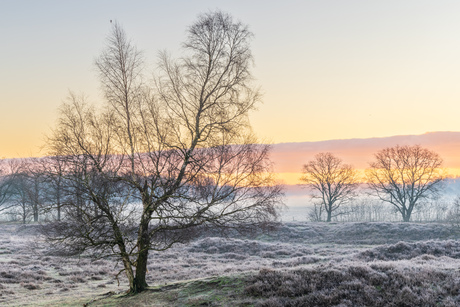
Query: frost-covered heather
[[245, 261, 460, 306], [358, 240, 460, 261], [0, 221, 459, 306], [0, 225, 121, 306], [264, 222, 458, 244]]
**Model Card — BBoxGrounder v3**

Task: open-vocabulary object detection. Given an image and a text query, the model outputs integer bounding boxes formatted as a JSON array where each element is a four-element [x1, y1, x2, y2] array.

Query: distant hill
[[270, 131, 460, 174]]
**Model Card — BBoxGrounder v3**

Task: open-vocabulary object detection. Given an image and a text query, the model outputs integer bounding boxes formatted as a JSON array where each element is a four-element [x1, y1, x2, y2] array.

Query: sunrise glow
[[2, 2, 460, 159]]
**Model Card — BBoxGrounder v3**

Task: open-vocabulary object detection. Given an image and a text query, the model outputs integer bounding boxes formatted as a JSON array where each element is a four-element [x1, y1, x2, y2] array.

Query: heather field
[[1, 222, 460, 306]]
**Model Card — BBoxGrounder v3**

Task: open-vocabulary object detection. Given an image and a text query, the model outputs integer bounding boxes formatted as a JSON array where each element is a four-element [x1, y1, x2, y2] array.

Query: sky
[[2, 1, 460, 158]]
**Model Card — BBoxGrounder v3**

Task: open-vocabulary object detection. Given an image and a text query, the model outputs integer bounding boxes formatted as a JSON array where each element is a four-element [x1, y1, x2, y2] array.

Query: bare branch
[[300, 153, 358, 222], [366, 145, 445, 222]]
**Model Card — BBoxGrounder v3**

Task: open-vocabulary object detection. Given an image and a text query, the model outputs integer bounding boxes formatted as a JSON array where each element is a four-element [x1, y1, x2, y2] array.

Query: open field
[[0, 222, 459, 306]]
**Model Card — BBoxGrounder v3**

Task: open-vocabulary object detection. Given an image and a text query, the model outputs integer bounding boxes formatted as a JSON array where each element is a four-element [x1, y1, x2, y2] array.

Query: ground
[[0, 222, 459, 306]]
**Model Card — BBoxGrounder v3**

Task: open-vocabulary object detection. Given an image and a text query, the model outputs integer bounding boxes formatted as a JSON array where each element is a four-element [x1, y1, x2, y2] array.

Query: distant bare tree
[[447, 196, 460, 230], [307, 203, 324, 222], [0, 159, 20, 214], [39, 155, 70, 221], [7, 159, 47, 223], [44, 12, 282, 294], [301, 153, 358, 222], [24, 158, 47, 222], [10, 170, 32, 224], [366, 145, 445, 222]]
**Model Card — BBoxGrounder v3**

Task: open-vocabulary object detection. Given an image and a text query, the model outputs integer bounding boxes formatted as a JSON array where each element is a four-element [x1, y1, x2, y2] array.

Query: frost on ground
[[0, 222, 459, 306]]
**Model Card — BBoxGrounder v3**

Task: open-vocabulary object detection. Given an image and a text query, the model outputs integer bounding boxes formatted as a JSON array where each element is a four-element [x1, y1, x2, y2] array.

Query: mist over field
[[282, 177, 460, 222]]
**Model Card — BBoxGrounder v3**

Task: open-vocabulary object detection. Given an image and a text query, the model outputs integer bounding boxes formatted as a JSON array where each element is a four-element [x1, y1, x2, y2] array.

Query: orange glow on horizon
[[276, 168, 460, 186]]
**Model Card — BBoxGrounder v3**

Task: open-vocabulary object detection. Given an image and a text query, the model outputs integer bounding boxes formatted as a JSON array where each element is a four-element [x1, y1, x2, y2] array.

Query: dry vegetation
[[0, 221, 459, 306]]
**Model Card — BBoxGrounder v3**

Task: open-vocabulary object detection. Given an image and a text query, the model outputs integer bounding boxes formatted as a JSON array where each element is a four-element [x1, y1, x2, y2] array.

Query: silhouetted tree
[[447, 196, 460, 230], [301, 152, 358, 222], [0, 159, 20, 215], [44, 11, 282, 294], [25, 158, 47, 222], [39, 156, 69, 221], [8, 159, 46, 223], [366, 145, 445, 222]]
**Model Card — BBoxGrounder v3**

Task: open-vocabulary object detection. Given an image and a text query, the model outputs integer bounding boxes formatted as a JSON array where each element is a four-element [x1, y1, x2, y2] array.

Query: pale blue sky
[[2, 1, 460, 157]]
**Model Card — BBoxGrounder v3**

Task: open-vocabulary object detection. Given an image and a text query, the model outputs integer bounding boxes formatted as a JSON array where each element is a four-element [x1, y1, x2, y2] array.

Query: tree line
[[0, 157, 69, 223], [1, 145, 452, 225], [301, 145, 446, 223]]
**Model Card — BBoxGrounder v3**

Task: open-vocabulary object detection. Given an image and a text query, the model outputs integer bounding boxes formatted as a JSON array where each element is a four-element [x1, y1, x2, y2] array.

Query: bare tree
[[24, 158, 47, 222], [300, 153, 358, 222], [307, 203, 324, 222], [44, 12, 282, 294], [10, 170, 33, 224], [39, 155, 71, 221], [0, 159, 20, 215], [366, 145, 445, 222], [7, 159, 47, 223], [447, 196, 460, 231]]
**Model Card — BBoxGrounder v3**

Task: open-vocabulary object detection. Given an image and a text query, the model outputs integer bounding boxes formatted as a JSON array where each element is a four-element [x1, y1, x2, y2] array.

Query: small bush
[[90, 275, 103, 281], [261, 252, 277, 259], [221, 253, 247, 260], [22, 283, 40, 290], [0, 272, 16, 279], [69, 276, 86, 283]]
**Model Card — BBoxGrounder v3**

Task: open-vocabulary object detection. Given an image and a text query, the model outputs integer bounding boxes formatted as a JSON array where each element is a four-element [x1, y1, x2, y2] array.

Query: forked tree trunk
[[403, 212, 411, 222], [402, 206, 412, 222]]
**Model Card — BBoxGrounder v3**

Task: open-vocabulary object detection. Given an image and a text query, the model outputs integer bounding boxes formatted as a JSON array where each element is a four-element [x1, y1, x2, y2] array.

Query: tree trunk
[[110, 216, 137, 294], [76, 189, 83, 220], [33, 204, 39, 222], [57, 189, 61, 221], [34, 181, 40, 222], [130, 213, 150, 294], [403, 215, 410, 222], [133, 249, 149, 293], [326, 210, 332, 222], [121, 254, 135, 292], [402, 208, 411, 222]]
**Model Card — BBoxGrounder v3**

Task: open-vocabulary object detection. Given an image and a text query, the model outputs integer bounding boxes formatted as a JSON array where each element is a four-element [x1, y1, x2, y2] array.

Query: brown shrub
[[246, 263, 460, 307], [22, 283, 40, 290]]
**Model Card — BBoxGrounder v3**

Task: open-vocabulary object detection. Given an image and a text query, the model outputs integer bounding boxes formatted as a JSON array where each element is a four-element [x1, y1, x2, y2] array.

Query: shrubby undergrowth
[[265, 221, 457, 244], [358, 240, 460, 261], [246, 263, 460, 307], [0, 221, 459, 306]]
